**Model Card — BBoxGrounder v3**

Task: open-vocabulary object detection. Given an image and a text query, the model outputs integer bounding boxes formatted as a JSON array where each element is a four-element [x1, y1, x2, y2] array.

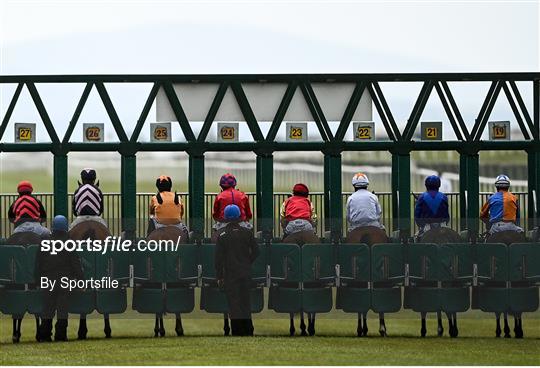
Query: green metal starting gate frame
[[0, 73, 539, 243]]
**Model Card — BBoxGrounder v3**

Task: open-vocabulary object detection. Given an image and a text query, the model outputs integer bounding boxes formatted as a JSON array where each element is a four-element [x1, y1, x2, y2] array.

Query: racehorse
[[145, 225, 189, 337], [282, 229, 320, 337], [4, 231, 43, 343], [416, 226, 462, 338], [484, 229, 527, 338], [346, 226, 389, 337], [69, 220, 112, 339]]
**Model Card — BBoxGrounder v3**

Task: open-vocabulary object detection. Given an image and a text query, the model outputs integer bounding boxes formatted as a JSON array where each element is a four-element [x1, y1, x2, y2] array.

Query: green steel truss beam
[[0, 83, 23, 140], [130, 82, 161, 143], [63, 83, 93, 144]]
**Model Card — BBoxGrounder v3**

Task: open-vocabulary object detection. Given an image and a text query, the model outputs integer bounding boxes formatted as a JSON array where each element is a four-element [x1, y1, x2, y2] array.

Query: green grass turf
[[0, 315, 538, 365]]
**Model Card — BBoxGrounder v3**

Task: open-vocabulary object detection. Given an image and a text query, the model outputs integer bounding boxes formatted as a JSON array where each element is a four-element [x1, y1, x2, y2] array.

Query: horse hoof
[[105, 333, 112, 339], [515, 330, 523, 339], [159, 329, 166, 337], [175, 329, 184, 337], [12, 334, 20, 344], [450, 328, 458, 338], [379, 329, 387, 337], [421, 329, 427, 338], [504, 333, 511, 338], [77, 334, 87, 340]]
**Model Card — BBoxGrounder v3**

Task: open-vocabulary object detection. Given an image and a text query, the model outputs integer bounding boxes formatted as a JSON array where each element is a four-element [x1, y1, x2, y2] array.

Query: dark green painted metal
[[95, 82, 128, 143], [256, 153, 274, 241], [393, 153, 411, 238], [121, 155, 137, 238], [472, 81, 502, 141], [188, 153, 205, 241], [434, 82, 465, 141], [367, 82, 397, 141], [130, 82, 160, 143], [53, 154, 68, 216], [403, 81, 433, 141], [326, 153, 342, 243], [301, 82, 333, 141], [266, 81, 297, 142], [197, 82, 229, 142], [1, 73, 538, 243], [508, 81, 535, 138], [323, 154, 330, 232], [501, 82, 531, 140], [161, 82, 196, 142], [0, 83, 23, 140], [335, 82, 366, 141], [460, 153, 479, 240], [527, 149, 540, 230], [440, 81, 470, 141], [26, 82, 60, 143], [63, 83, 93, 144], [230, 82, 264, 141], [372, 81, 401, 140]]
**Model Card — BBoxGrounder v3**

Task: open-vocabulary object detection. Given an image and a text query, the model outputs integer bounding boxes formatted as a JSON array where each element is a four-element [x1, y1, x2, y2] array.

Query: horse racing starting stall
[[0, 73, 539, 340]]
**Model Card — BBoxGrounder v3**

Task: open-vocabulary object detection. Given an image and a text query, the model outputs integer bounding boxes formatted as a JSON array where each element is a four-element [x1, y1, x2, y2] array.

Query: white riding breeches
[[13, 221, 51, 237], [489, 221, 523, 234], [70, 215, 108, 230], [284, 219, 314, 235]]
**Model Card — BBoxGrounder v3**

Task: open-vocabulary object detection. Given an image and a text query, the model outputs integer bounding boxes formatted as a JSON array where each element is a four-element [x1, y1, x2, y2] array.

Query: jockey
[[148, 175, 187, 234], [346, 173, 385, 231], [480, 174, 523, 234], [212, 173, 253, 232], [414, 175, 450, 235], [70, 168, 107, 229], [8, 180, 50, 237], [280, 183, 317, 236]]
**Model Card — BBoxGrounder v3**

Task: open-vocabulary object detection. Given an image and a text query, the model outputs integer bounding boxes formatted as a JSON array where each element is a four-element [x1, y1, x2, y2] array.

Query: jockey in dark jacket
[[215, 204, 259, 336], [70, 168, 107, 229], [414, 175, 450, 235], [8, 180, 50, 237]]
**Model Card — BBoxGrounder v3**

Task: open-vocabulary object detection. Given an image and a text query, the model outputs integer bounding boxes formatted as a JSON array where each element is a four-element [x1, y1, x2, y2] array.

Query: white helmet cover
[[495, 174, 510, 188], [352, 172, 369, 187]]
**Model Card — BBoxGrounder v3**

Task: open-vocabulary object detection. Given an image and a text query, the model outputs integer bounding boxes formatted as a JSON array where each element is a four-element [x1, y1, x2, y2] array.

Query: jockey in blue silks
[[414, 175, 450, 236]]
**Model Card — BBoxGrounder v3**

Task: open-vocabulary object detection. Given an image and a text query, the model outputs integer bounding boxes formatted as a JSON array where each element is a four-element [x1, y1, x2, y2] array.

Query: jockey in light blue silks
[[70, 168, 107, 229], [414, 175, 450, 237]]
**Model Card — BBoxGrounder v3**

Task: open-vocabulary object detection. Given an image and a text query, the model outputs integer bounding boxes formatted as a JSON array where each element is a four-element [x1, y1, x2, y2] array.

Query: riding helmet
[[80, 168, 97, 181], [156, 175, 172, 192], [352, 173, 369, 188], [220, 173, 237, 189], [494, 174, 510, 188], [17, 180, 33, 194], [425, 175, 441, 190]]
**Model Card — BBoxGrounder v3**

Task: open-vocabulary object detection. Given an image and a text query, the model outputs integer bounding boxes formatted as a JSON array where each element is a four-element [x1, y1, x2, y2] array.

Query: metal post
[[326, 153, 342, 243], [459, 154, 468, 232], [323, 154, 330, 232], [189, 153, 205, 242], [527, 149, 540, 230], [53, 153, 68, 216], [392, 153, 411, 240], [121, 154, 137, 239], [256, 152, 274, 241], [463, 153, 479, 241]]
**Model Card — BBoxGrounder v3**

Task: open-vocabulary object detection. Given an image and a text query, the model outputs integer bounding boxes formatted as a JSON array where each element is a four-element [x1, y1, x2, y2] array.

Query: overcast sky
[[0, 0, 538, 141]]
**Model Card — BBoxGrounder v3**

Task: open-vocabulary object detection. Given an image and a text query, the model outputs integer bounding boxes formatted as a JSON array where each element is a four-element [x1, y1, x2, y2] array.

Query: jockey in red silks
[[8, 180, 50, 237], [280, 183, 317, 236], [212, 173, 253, 232]]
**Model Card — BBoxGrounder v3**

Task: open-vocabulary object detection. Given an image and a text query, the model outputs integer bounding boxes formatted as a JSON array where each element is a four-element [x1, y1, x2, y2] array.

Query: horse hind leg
[[300, 312, 307, 336], [437, 311, 444, 337], [495, 313, 502, 337], [223, 314, 230, 336], [159, 316, 165, 337], [104, 314, 112, 338], [78, 315, 88, 340], [307, 313, 315, 336], [448, 312, 458, 338], [154, 315, 160, 337], [362, 313, 368, 336], [503, 312, 511, 338], [12, 317, 21, 343], [421, 312, 427, 337], [514, 313, 523, 339], [289, 313, 295, 336], [175, 313, 184, 336], [357, 313, 363, 337], [379, 312, 387, 337], [35, 315, 41, 342]]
